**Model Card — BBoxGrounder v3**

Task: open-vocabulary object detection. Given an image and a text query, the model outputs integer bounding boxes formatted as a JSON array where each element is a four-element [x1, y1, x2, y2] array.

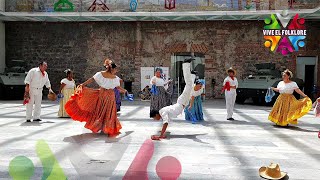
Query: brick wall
[[5, 21, 320, 98]]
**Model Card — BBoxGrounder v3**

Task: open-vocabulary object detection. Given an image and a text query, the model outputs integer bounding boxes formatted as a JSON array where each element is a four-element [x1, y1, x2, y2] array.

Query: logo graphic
[[54, 0, 74, 12], [88, 0, 110, 12], [165, 0, 176, 10], [263, 13, 306, 56], [130, 0, 138, 12]]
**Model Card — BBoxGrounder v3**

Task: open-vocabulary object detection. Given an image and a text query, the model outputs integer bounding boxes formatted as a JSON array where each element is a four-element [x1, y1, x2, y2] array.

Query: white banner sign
[[141, 67, 170, 90], [140, 67, 155, 91]]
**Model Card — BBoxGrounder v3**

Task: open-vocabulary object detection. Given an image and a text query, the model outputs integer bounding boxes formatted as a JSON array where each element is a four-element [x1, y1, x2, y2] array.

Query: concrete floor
[[0, 99, 320, 180]]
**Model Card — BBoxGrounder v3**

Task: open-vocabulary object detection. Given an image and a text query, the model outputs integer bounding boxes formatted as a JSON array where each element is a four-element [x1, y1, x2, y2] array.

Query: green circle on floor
[[9, 156, 35, 179]]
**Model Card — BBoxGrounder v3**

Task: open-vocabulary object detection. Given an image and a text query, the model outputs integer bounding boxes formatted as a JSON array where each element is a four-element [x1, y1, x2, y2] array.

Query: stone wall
[[5, 0, 320, 12], [5, 21, 320, 97]]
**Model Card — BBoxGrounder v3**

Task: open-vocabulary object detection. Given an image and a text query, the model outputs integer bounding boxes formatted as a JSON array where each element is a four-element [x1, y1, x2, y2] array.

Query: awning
[[0, 7, 319, 22]]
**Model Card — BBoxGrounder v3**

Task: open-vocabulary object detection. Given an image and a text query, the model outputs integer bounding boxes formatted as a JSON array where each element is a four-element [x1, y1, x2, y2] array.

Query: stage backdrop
[[141, 67, 170, 90]]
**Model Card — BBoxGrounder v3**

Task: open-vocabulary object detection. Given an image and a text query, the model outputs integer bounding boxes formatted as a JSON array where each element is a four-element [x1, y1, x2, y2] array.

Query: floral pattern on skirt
[[268, 94, 312, 126], [65, 87, 121, 135]]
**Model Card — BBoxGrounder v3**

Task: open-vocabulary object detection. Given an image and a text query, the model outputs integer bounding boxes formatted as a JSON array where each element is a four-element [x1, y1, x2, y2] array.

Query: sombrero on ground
[[259, 163, 287, 180]]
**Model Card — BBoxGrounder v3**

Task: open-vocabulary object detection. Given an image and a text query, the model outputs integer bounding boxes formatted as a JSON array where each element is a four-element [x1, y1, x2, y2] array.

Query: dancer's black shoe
[[26, 120, 31, 122], [184, 58, 195, 63]]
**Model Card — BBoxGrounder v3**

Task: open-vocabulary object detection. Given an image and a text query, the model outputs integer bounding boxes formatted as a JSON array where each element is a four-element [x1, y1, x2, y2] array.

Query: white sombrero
[[226, 67, 237, 75], [259, 163, 287, 180]]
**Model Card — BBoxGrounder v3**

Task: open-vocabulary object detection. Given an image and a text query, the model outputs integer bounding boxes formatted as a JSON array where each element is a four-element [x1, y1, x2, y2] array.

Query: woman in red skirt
[[65, 59, 127, 136]]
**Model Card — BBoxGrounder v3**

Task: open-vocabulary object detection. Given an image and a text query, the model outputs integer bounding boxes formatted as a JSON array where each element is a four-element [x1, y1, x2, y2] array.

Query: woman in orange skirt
[[269, 69, 312, 126], [65, 59, 127, 135]]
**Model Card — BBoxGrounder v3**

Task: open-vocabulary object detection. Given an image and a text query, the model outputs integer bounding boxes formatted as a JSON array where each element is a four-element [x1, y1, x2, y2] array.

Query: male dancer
[[223, 67, 238, 120], [150, 58, 196, 140], [24, 62, 53, 122]]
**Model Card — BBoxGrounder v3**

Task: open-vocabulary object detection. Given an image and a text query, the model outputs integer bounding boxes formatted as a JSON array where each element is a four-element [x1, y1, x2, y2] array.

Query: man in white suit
[[24, 62, 53, 122], [223, 67, 238, 120]]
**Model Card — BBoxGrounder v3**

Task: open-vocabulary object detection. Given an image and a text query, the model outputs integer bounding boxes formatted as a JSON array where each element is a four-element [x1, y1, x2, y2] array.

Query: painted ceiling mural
[[4, 0, 320, 12]]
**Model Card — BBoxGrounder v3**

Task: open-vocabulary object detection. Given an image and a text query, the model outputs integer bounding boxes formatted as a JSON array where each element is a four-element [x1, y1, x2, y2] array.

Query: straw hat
[[259, 163, 287, 180], [226, 67, 236, 75], [47, 92, 57, 101]]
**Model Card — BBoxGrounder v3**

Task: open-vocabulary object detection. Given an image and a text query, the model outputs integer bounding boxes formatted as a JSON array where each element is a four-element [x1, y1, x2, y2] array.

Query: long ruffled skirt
[[184, 96, 204, 122], [150, 86, 167, 112], [58, 88, 74, 117], [268, 94, 312, 126], [65, 87, 121, 135]]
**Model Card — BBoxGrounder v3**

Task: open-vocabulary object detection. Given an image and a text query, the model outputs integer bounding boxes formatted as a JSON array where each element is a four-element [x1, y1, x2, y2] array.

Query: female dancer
[[150, 68, 168, 115], [65, 59, 127, 135], [269, 69, 312, 126], [58, 69, 75, 117], [184, 80, 204, 122]]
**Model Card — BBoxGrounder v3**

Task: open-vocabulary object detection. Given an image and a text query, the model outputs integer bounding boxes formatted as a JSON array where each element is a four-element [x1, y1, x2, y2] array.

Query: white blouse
[[150, 76, 165, 87], [277, 81, 298, 94], [93, 72, 120, 89], [191, 86, 204, 97], [61, 78, 75, 89]]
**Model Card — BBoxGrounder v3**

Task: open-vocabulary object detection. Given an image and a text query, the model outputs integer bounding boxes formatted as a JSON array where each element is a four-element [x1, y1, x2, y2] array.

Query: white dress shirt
[[159, 103, 184, 124], [190, 86, 204, 98], [24, 67, 51, 89], [223, 76, 238, 92]]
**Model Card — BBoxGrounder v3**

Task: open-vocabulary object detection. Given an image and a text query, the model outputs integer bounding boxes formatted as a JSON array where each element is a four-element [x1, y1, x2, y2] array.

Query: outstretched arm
[[117, 86, 127, 94], [271, 87, 280, 92], [80, 77, 94, 87], [295, 88, 307, 98]]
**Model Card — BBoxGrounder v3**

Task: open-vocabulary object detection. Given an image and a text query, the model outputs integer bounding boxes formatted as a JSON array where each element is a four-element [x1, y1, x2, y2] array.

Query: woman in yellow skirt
[[269, 69, 312, 126], [58, 69, 76, 117]]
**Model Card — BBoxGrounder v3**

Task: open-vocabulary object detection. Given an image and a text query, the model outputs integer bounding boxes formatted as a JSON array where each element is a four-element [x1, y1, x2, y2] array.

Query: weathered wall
[[4, 0, 319, 12], [5, 21, 320, 97]]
